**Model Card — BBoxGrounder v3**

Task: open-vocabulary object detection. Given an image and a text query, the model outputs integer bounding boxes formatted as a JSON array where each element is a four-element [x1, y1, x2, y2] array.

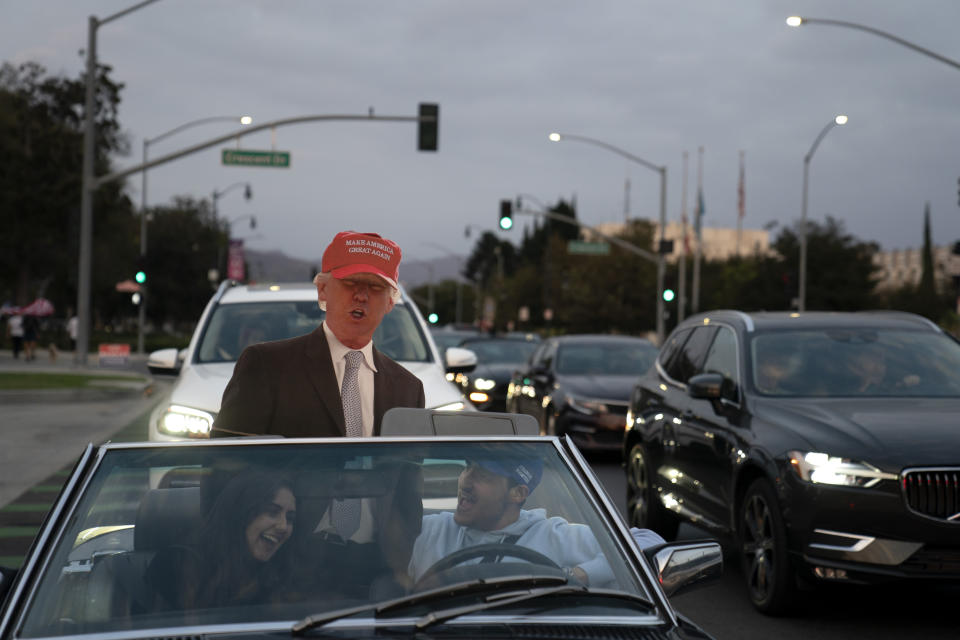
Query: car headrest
[[134, 487, 201, 551]]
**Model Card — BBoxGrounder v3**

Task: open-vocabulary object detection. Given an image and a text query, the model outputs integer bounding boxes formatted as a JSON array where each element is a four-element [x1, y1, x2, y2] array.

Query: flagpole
[[692, 146, 704, 313], [737, 150, 745, 257], [678, 151, 689, 323]]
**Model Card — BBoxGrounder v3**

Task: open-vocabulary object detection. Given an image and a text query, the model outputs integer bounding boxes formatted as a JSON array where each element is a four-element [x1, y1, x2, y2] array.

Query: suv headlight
[[158, 405, 214, 438], [473, 378, 496, 391], [788, 451, 896, 488]]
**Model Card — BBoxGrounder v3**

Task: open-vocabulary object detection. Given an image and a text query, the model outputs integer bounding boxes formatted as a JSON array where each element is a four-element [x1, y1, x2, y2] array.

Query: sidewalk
[[0, 347, 149, 373], [0, 348, 153, 402]]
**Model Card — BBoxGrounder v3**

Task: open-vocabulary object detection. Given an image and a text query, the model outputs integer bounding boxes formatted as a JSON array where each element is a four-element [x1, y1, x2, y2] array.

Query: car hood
[[172, 359, 467, 414], [560, 374, 638, 401], [402, 360, 470, 408], [752, 397, 960, 469]]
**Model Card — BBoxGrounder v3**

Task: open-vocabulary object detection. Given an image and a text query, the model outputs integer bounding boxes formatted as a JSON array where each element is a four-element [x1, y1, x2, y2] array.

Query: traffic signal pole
[[76, 107, 436, 364]]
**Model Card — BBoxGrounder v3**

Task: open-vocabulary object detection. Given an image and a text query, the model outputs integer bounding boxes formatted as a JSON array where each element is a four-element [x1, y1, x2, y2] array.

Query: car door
[[528, 340, 559, 428], [656, 325, 722, 528], [669, 324, 745, 534]]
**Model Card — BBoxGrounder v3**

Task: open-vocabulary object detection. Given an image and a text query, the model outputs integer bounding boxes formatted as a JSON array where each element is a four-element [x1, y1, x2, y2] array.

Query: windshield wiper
[[291, 574, 567, 635], [414, 586, 656, 630]]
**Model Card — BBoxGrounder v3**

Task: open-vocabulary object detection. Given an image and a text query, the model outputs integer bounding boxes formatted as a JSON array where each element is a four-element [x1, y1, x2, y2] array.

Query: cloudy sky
[[6, 1, 960, 271]]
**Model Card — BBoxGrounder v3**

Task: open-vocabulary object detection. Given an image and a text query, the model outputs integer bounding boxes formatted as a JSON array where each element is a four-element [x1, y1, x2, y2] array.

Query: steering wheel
[[415, 543, 561, 590]]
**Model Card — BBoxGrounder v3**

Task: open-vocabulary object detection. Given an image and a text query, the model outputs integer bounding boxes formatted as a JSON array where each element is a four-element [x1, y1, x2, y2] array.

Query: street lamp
[[138, 115, 251, 354], [787, 16, 960, 73], [76, 0, 162, 366], [212, 183, 254, 281], [548, 132, 669, 344], [799, 114, 847, 312]]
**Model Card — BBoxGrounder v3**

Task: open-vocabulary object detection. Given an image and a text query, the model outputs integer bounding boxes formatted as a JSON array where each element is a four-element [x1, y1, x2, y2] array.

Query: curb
[[0, 378, 156, 404]]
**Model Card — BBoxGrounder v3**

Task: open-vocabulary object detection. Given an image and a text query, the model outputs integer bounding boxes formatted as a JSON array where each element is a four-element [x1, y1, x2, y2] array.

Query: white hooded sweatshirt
[[409, 509, 615, 587]]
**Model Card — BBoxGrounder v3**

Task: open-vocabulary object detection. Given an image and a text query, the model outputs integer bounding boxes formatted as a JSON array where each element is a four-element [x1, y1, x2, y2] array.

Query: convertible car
[[0, 410, 719, 640]]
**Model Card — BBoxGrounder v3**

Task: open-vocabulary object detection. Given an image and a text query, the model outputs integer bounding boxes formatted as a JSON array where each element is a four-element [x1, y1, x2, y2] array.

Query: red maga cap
[[321, 231, 401, 289]]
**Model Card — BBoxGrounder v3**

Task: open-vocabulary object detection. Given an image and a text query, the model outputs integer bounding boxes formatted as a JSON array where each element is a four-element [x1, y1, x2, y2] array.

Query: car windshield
[[19, 440, 649, 636], [750, 328, 960, 397], [461, 338, 538, 364], [196, 301, 432, 364], [556, 342, 657, 376], [430, 330, 484, 352]]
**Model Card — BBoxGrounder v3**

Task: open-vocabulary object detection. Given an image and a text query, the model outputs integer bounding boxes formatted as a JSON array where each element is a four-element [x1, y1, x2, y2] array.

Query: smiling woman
[[146, 471, 298, 611]]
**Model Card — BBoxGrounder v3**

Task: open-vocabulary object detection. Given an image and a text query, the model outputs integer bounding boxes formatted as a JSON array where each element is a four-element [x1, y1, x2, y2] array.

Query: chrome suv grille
[[901, 468, 960, 522]]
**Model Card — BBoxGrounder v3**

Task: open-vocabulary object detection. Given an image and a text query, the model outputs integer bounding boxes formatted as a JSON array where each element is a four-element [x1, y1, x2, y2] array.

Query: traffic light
[[135, 257, 147, 285], [428, 312, 439, 324], [417, 103, 439, 152], [499, 200, 514, 230], [662, 288, 675, 302]]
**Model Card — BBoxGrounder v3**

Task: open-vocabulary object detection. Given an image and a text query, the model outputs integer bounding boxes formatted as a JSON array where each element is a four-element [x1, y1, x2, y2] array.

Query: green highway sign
[[222, 149, 291, 168], [567, 240, 610, 255]]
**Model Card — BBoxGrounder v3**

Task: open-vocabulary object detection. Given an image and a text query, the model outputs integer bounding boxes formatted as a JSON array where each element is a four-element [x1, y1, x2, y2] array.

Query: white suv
[[147, 281, 476, 440]]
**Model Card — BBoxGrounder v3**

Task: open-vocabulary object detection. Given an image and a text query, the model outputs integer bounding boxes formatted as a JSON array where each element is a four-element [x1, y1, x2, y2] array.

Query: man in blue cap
[[409, 456, 614, 587]]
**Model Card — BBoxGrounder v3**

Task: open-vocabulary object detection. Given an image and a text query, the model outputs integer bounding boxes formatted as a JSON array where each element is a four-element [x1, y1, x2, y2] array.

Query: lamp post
[[76, 0, 162, 366], [137, 115, 251, 354], [787, 16, 960, 73], [799, 114, 847, 312], [548, 132, 668, 344], [212, 183, 253, 281]]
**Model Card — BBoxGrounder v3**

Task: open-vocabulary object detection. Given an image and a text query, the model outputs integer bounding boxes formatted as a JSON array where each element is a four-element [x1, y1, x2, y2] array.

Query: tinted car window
[[666, 326, 717, 384], [197, 301, 430, 364], [555, 342, 656, 376], [750, 328, 960, 397], [461, 338, 538, 364], [658, 328, 691, 374], [701, 325, 739, 401]]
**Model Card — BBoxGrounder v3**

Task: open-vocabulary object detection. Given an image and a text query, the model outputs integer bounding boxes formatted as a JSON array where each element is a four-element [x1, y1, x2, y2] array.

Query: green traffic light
[[663, 288, 675, 302], [499, 217, 513, 230], [428, 312, 439, 324], [135, 271, 146, 284]]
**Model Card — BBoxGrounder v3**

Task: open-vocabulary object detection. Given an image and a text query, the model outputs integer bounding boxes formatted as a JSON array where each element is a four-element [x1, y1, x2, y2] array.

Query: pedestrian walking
[[7, 313, 24, 359]]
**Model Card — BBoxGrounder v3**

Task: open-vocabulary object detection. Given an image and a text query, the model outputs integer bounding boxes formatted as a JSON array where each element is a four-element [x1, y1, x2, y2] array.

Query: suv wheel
[[625, 443, 679, 540], [739, 478, 796, 615]]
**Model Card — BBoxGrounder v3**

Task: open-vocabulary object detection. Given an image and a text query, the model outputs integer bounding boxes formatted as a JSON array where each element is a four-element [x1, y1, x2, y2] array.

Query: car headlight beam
[[788, 450, 896, 488], [159, 405, 214, 438], [473, 378, 497, 391]]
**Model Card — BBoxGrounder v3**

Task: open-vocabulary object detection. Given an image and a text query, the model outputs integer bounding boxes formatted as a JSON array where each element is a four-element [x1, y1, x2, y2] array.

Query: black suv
[[623, 310, 960, 614]]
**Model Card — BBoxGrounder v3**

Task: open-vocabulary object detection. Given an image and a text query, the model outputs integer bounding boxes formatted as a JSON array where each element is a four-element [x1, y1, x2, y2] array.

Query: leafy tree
[[143, 197, 226, 326], [771, 216, 880, 310], [0, 61, 131, 319]]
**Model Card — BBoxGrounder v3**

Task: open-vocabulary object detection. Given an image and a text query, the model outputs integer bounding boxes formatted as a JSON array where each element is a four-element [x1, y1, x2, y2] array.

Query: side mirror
[[687, 372, 724, 399], [147, 347, 182, 375], [445, 346, 477, 375], [644, 539, 722, 598]]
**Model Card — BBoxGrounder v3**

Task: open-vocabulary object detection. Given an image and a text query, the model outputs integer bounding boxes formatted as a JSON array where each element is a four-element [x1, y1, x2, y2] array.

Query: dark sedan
[[507, 335, 658, 452], [623, 310, 960, 615], [456, 337, 540, 411]]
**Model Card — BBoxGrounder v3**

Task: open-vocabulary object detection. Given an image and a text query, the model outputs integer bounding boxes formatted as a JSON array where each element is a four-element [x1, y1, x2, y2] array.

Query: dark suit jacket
[[212, 326, 425, 437]]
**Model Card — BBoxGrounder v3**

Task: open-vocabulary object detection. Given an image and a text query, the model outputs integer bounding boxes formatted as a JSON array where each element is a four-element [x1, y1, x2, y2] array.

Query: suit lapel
[[305, 326, 346, 436], [372, 347, 392, 436]]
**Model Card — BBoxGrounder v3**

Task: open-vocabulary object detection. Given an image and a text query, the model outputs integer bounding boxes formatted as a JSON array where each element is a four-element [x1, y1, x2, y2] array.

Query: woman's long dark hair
[[190, 469, 296, 608]]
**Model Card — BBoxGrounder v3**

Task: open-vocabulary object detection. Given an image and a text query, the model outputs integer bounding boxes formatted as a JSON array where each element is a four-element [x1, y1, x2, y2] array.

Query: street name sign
[[222, 149, 291, 168], [567, 240, 610, 255]]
